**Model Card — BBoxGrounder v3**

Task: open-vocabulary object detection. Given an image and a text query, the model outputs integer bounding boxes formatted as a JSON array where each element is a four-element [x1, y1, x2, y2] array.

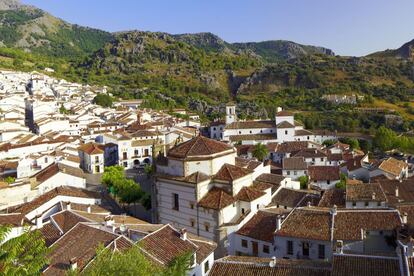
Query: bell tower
[[225, 103, 236, 125]]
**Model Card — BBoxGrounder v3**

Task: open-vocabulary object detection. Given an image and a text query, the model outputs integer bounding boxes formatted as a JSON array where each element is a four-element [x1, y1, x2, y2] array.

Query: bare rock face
[[0, 0, 21, 10]]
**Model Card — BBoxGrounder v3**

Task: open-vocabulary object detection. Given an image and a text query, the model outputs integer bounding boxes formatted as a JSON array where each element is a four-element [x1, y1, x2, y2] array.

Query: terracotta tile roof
[[40, 222, 62, 247], [77, 142, 104, 155], [346, 183, 387, 202], [235, 157, 262, 170], [328, 153, 344, 162], [343, 155, 366, 172], [376, 178, 414, 206], [293, 148, 327, 158], [167, 135, 233, 159], [318, 189, 346, 208], [378, 157, 408, 177], [236, 210, 279, 242], [8, 187, 99, 215], [252, 181, 274, 191], [0, 213, 25, 227], [51, 210, 88, 233], [60, 202, 110, 214], [214, 163, 253, 182], [236, 186, 266, 202], [295, 129, 314, 136], [308, 166, 340, 181], [275, 141, 311, 154], [334, 210, 401, 240], [276, 121, 295, 128], [183, 171, 210, 184], [282, 157, 307, 170], [271, 188, 313, 208], [44, 223, 122, 275], [209, 256, 331, 276], [225, 120, 275, 130], [229, 133, 277, 142], [198, 187, 235, 210], [139, 225, 198, 266], [187, 233, 217, 264], [329, 141, 350, 151], [397, 205, 414, 227], [276, 207, 332, 241], [276, 111, 294, 117], [331, 254, 400, 276], [34, 163, 60, 183], [256, 173, 286, 185], [73, 211, 148, 225]]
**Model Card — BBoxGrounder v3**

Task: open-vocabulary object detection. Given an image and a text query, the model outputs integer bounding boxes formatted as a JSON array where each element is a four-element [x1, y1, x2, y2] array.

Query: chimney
[[330, 205, 337, 216], [87, 204, 92, 213], [105, 216, 114, 227], [269, 256, 277, 268], [66, 201, 71, 211], [402, 212, 408, 224], [395, 186, 399, 197], [36, 216, 43, 228], [180, 228, 187, 240], [336, 240, 344, 254], [372, 192, 376, 200], [69, 257, 78, 271], [307, 201, 311, 207], [276, 215, 282, 231]]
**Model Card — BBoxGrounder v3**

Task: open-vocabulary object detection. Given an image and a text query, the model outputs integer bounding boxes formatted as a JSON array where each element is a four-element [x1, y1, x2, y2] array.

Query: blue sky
[[22, 0, 414, 56]]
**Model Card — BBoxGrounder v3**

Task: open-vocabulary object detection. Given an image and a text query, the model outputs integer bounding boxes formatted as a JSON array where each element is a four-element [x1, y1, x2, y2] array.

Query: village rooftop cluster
[[0, 70, 413, 275]]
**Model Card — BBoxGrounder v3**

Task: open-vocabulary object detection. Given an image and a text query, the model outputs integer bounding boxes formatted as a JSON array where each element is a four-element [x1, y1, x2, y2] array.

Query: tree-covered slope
[[0, 1, 113, 59]]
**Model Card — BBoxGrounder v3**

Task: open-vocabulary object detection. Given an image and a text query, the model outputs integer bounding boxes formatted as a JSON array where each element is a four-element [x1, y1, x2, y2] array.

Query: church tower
[[225, 103, 236, 125]]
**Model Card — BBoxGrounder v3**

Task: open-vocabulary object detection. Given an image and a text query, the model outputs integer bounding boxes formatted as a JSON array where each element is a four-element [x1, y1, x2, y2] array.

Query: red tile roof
[[198, 187, 235, 210], [236, 186, 266, 202], [332, 254, 400, 276], [236, 210, 279, 242], [168, 135, 234, 159], [139, 225, 198, 266], [214, 163, 253, 182], [77, 143, 104, 155], [308, 166, 340, 181]]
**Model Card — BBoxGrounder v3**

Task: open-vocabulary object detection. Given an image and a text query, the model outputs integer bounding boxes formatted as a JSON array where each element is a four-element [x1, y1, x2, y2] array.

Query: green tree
[[81, 244, 192, 276], [298, 176, 309, 189], [335, 173, 347, 189], [340, 138, 359, 150], [373, 126, 399, 152], [93, 93, 114, 108], [143, 164, 154, 179], [322, 139, 336, 147], [102, 165, 125, 192], [0, 226, 50, 275], [252, 143, 268, 162]]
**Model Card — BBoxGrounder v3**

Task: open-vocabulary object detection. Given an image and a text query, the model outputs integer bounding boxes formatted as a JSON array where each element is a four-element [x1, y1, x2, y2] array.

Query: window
[[365, 201, 369, 207], [287, 240, 293, 255], [294, 171, 297, 175], [239, 131, 241, 134], [287, 171, 290, 175], [44, 157, 48, 163], [250, 131, 252, 134], [285, 130, 288, 135], [144, 149, 149, 156], [204, 260, 210, 273], [134, 149, 139, 156], [172, 193, 179, 210], [123, 152, 128, 160], [321, 158, 324, 162], [327, 180, 330, 185], [377, 202, 381, 206], [312, 158, 315, 162], [263, 245, 270, 254], [213, 127, 216, 131], [204, 223, 210, 232], [241, 239, 248, 248], [318, 244, 325, 259], [123, 162, 128, 167], [189, 202, 194, 209], [190, 219, 195, 227], [257, 204, 260, 210], [352, 202, 356, 207], [241, 208, 245, 214], [95, 156, 99, 162]]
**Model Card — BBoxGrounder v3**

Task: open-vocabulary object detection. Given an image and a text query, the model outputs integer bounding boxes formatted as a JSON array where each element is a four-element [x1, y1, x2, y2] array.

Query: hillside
[[0, 1, 413, 134], [368, 39, 414, 61], [0, 0, 113, 58]]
